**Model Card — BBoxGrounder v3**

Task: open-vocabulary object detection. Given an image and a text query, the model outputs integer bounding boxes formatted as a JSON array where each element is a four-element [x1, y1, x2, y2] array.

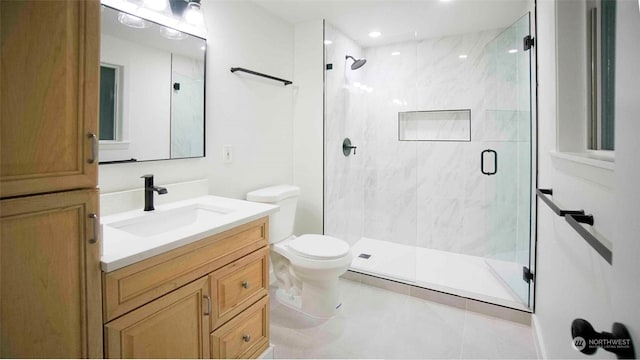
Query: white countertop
[[100, 195, 278, 272]]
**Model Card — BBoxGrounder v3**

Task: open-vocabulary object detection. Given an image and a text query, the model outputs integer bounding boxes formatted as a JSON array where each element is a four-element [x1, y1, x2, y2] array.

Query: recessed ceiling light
[[508, 49, 518, 54], [391, 51, 401, 56], [368, 31, 382, 38], [324, 40, 333, 45], [458, 54, 468, 59]]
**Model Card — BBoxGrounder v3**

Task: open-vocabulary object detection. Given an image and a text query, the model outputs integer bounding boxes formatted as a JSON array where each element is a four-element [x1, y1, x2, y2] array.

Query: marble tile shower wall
[[323, 23, 365, 246], [361, 30, 505, 257], [325, 23, 531, 262]]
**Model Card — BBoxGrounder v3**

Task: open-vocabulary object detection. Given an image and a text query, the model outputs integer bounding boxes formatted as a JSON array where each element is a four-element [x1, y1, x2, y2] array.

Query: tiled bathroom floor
[[269, 279, 538, 359]]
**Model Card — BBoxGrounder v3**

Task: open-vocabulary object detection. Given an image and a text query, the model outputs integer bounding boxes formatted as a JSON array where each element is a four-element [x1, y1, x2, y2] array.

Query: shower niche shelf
[[398, 109, 471, 142]]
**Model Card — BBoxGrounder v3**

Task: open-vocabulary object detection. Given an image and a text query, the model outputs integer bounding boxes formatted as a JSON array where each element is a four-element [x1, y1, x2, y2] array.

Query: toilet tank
[[246, 185, 300, 244]]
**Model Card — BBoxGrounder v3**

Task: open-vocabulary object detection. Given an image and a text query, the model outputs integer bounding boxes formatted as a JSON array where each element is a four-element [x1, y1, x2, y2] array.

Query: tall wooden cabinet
[[0, 190, 102, 358], [0, 0, 102, 357], [0, 0, 99, 197]]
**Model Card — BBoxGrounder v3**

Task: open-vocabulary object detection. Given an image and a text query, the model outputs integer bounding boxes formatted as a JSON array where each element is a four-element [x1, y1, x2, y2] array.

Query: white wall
[[99, 1, 294, 200], [534, 0, 640, 358], [292, 20, 324, 235], [612, 0, 640, 345]]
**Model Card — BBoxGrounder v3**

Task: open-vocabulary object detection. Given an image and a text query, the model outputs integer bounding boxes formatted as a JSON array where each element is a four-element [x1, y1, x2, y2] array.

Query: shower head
[[345, 55, 367, 70]]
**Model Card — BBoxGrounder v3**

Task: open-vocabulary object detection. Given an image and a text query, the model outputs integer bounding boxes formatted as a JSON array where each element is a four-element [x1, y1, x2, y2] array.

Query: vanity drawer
[[210, 296, 269, 359], [103, 217, 268, 322], [210, 247, 269, 330]]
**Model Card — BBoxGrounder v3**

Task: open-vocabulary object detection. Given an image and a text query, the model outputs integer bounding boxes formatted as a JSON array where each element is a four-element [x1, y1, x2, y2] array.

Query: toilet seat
[[287, 234, 350, 260]]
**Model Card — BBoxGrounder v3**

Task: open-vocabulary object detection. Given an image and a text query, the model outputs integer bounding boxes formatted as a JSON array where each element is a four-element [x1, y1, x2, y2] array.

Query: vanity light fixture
[[117, 12, 152, 29], [368, 31, 381, 38], [391, 51, 401, 56], [160, 27, 188, 40], [184, 0, 203, 25], [458, 54, 468, 59]]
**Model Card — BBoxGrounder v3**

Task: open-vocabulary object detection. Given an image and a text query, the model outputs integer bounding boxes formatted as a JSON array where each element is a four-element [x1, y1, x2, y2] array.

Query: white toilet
[[246, 185, 352, 318]]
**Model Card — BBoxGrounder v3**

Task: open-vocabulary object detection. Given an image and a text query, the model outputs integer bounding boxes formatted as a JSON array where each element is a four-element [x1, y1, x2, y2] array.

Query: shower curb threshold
[[342, 270, 532, 326]]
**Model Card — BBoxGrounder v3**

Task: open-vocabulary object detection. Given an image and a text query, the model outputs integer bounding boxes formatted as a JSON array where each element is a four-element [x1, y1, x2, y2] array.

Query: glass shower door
[[483, 13, 533, 308]]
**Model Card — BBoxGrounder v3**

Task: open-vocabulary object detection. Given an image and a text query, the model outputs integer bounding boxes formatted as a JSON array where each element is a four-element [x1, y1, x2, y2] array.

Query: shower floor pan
[[350, 237, 529, 311]]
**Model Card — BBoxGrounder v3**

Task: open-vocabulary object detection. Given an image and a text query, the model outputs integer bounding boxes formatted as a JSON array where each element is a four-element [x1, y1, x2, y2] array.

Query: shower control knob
[[343, 138, 357, 157], [241, 281, 250, 289]]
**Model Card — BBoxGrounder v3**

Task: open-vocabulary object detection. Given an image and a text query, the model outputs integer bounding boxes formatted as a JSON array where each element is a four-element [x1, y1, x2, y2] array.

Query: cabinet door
[[0, 0, 100, 197], [0, 189, 102, 358], [105, 277, 211, 359], [210, 296, 269, 359]]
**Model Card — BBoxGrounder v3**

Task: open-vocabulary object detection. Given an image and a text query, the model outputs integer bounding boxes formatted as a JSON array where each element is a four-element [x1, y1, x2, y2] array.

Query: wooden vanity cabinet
[[103, 217, 271, 359]]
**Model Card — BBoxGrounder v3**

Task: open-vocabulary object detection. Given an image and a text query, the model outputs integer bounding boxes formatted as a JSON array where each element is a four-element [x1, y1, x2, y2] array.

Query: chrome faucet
[[141, 174, 168, 211]]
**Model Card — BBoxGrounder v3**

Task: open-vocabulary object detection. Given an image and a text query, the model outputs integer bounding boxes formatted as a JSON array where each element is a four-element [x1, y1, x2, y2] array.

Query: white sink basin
[[100, 195, 279, 272], [109, 203, 233, 238]]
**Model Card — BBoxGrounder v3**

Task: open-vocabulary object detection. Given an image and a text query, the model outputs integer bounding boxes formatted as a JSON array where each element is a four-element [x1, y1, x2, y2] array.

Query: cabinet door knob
[[241, 281, 250, 289], [242, 334, 251, 342]]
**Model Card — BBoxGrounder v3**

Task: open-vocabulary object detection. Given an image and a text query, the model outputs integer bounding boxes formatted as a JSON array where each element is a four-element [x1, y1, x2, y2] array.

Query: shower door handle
[[481, 149, 497, 175]]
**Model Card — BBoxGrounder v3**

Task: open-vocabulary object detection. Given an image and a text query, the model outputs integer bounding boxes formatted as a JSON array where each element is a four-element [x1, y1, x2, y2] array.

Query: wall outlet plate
[[223, 145, 233, 163]]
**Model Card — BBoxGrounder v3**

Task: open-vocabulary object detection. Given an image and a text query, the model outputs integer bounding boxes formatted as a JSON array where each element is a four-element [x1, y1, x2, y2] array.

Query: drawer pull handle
[[242, 334, 251, 342], [242, 281, 250, 289], [203, 295, 211, 316]]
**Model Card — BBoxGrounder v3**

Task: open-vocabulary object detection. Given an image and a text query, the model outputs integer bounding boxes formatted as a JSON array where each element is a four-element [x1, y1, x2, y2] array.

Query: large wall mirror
[[100, 5, 205, 164]]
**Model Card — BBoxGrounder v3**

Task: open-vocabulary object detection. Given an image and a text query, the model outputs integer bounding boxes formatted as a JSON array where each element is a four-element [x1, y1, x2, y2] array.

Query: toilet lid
[[287, 234, 350, 260]]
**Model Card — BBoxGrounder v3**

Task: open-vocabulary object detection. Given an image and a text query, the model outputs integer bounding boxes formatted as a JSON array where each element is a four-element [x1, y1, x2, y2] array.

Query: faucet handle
[[141, 174, 154, 179]]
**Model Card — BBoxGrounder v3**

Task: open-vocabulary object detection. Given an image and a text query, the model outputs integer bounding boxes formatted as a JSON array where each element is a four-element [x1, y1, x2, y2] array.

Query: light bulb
[[184, 1, 203, 25], [144, 0, 167, 11], [160, 27, 187, 40], [117, 12, 151, 29]]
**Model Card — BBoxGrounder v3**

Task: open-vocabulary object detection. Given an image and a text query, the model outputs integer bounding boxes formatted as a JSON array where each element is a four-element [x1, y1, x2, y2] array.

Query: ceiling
[[251, 0, 531, 47]]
